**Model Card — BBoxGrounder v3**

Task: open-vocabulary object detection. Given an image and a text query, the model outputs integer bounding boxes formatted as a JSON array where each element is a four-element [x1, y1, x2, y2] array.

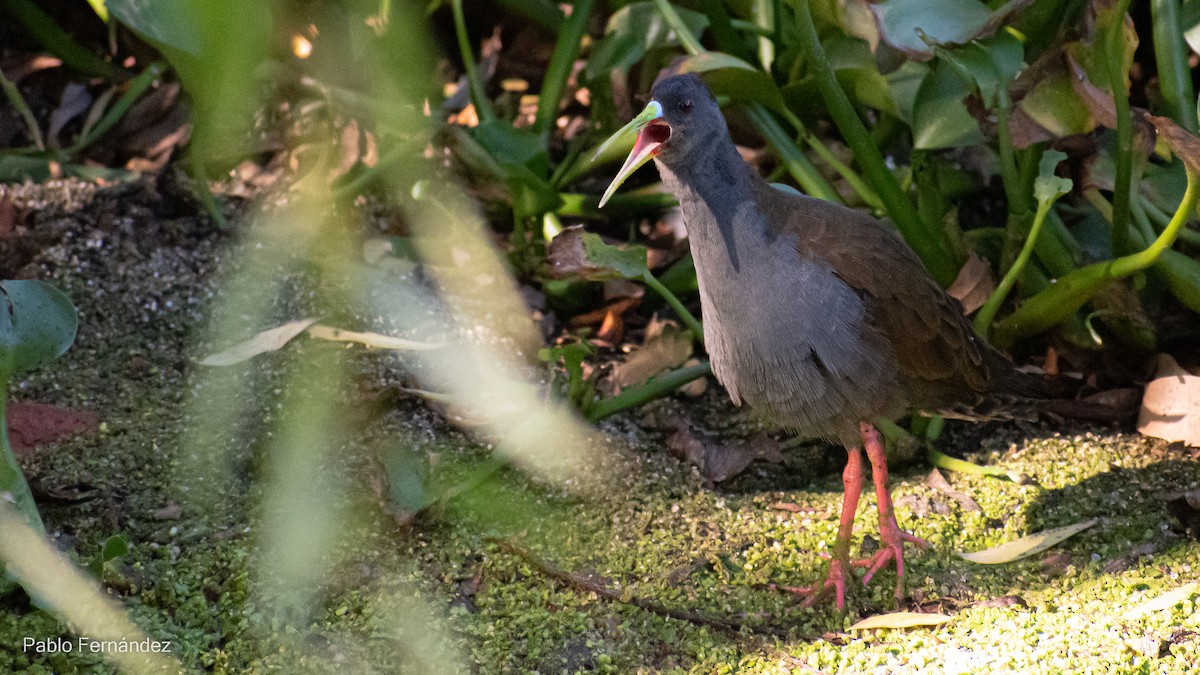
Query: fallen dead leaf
[[1120, 583, 1199, 621], [1138, 354, 1200, 447], [199, 319, 317, 366], [608, 322, 694, 391], [152, 503, 182, 520], [959, 519, 1097, 564], [666, 424, 782, 483], [7, 402, 100, 454], [926, 468, 981, 513], [946, 252, 995, 315], [848, 612, 952, 631]]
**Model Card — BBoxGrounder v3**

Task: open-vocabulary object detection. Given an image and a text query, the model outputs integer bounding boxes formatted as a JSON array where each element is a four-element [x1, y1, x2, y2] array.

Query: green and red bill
[[593, 100, 671, 208]]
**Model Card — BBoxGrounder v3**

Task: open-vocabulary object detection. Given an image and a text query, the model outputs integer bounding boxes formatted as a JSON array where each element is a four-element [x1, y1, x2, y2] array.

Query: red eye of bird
[[678, 99, 693, 113]]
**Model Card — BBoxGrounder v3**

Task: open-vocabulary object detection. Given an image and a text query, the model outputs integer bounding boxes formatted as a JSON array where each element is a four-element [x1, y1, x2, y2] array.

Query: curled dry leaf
[[1138, 354, 1200, 448], [959, 518, 1097, 564], [946, 251, 995, 315], [199, 319, 317, 366], [1120, 582, 1199, 621], [666, 424, 783, 483], [848, 611, 952, 631], [608, 322, 693, 391]]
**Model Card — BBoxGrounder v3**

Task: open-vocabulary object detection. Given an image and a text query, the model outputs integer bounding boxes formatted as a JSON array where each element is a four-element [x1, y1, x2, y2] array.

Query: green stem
[[641, 270, 704, 345], [534, 0, 596, 136], [793, 0, 957, 285], [0, 67, 44, 150], [587, 361, 712, 422], [993, 169, 1200, 347], [1104, 0, 1134, 253], [1151, 0, 1198, 132], [996, 97, 1026, 214], [450, 0, 496, 124], [651, 0, 706, 55], [66, 62, 165, 154], [2, 0, 121, 80], [975, 198, 1053, 336], [0, 393, 45, 535], [745, 104, 841, 204]]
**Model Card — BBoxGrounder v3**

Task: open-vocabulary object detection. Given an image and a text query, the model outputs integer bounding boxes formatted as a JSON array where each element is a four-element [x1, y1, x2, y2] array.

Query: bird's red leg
[[851, 422, 928, 602], [775, 445, 864, 610]]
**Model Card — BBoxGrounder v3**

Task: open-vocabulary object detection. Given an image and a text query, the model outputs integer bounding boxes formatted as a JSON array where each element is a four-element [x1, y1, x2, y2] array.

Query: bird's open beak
[[594, 101, 671, 208]]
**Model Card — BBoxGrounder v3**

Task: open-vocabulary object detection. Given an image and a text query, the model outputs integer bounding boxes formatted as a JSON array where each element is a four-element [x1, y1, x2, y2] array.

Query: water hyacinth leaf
[[912, 63, 982, 149], [869, 0, 1024, 60], [959, 518, 1097, 564], [0, 280, 78, 378], [1016, 70, 1096, 139], [885, 61, 930, 124], [849, 611, 953, 630], [199, 319, 317, 366], [1120, 582, 1199, 621], [585, 1, 709, 79], [938, 32, 1025, 107], [471, 121, 549, 176]]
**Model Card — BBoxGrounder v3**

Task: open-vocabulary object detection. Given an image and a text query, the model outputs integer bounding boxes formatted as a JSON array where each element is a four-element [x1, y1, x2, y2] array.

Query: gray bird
[[597, 74, 1041, 608]]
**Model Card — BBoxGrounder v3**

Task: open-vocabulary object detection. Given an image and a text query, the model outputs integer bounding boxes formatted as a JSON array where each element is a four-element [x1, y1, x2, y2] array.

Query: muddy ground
[[0, 178, 1198, 674]]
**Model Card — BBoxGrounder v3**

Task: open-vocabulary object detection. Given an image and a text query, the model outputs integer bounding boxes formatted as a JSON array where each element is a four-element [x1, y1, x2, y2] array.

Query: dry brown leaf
[[666, 425, 782, 483], [1138, 354, 1200, 447], [848, 612, 952, 631], [959, 519, 1097, 564], [609, 323, 693, 390], [1120, 583, 1199, 620], [946, 251, 995, 315], [199, 319, 317, 366]]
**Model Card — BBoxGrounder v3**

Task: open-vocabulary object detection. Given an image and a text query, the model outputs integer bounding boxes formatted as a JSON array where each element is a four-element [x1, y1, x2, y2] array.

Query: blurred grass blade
[[533, 0, 595, 135], [1, 0, 121, 79], [1150, 0, 1198, 132]]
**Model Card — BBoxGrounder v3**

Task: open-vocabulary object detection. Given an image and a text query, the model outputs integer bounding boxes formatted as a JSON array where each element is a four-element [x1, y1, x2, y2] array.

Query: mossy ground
[[1, 181, 1198, 674]]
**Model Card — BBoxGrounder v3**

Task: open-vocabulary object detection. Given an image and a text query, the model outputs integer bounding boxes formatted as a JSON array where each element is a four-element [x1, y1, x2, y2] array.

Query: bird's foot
[[770, 554, 854, 611], [850, 519, 928, 601]]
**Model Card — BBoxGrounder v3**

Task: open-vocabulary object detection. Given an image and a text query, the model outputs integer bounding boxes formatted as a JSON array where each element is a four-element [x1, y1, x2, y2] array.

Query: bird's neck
[[655, 141, 767, 273]]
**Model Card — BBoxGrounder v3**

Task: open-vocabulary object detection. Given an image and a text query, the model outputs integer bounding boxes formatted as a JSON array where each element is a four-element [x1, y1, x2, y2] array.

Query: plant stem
[[641, 270, 704, 345], [746, 104, 841, 203], [1104, 0, 1134, 253], [793, 0, 957, 285], [534, 0, 595, 136], [992, 169, 1200, 347], [1151, 0, 1198, 132], [587, 361, 712, 422], [450, 0, 495, 125], [975, 198, 1053, 336], [651, 0, 706, 55], [0, 67, 44, 150], [0, 393, 45, 535]]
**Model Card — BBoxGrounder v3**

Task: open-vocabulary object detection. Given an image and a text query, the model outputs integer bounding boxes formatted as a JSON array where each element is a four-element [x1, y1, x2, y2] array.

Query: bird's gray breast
[[691, 228, 903, 444]]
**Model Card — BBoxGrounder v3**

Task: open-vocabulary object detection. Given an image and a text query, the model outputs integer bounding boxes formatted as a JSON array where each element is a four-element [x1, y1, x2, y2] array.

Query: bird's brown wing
[[760, 185, 993, 408]]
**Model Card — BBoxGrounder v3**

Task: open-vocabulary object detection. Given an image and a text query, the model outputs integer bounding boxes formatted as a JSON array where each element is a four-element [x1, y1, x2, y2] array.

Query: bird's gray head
[[595, 74, 728, 207], [646, 74, 725, 168]]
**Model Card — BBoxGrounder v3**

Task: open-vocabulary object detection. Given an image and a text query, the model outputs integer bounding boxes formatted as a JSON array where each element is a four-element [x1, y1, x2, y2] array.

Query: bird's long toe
[[852, 519, 929, 600]]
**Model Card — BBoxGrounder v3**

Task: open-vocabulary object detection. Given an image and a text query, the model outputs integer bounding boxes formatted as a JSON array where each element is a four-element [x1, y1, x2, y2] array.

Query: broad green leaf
[[1016, 70, 1096, 138], [1034, 149, 1072, 206], [912, 63, 982, 149], [959, 519, 1097, 564], [1120, 582, 1199, 620], [938, 32, 1025, 107], [0, 280, 78, 377], [849, 612, 953, 630], [472, 121, 549, 176], [106, 0, 202, 55], [199, 319, 317, 366], [870, 0, 993, 59], [885, 61, 930, 124]]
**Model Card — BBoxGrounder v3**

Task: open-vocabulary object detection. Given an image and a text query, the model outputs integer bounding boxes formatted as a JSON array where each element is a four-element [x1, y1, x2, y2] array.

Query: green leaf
[[1015, 70, 1096, 138], [88, 534, 129, 578], [106, 0, 202, 55], [547, 229, 649, 281], [938, 32, 1025, 107], [871, 0, 993, 59], [471, 121, 549, 176], [0, 281, 77, 378], [911, 62, 982, 149], [885, 61, 931, 124], [1033, 149, 1073, 206]]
